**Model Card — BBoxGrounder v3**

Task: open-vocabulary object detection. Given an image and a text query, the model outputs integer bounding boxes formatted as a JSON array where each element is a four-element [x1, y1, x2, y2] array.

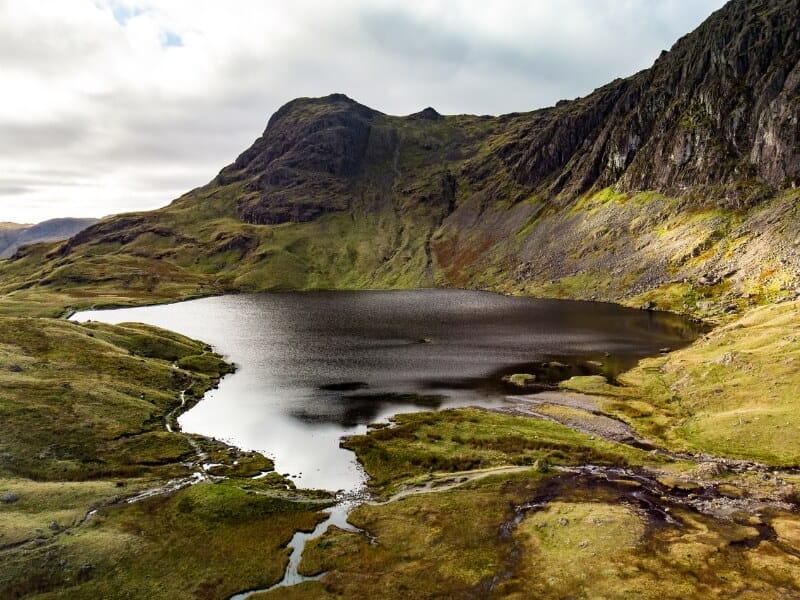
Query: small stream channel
[[229, 495, 370, 598], [71, 290, 701, 493], [71, 290, 705, 593]]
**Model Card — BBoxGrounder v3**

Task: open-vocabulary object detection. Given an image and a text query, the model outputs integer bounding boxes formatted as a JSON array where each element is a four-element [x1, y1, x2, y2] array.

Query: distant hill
[[0, 218, 99, 259]]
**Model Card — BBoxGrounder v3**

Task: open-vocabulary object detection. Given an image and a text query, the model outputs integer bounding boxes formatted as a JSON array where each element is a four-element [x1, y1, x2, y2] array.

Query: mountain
[[0, 218, 99, 259], [1, 0, 798, 318]]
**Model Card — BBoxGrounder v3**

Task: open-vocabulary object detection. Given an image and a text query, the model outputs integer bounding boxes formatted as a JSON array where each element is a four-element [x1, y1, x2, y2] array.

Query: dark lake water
[[72, 290, 700, 492]]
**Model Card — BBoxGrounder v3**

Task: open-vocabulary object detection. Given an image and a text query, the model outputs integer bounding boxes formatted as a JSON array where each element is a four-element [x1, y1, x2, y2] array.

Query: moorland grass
[[562, 300, 800, 465]]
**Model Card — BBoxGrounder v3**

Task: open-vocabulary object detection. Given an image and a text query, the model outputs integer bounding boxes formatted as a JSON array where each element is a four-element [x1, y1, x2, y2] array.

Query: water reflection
[[289, 393, 448, 428], [72, 290, 701, 491]]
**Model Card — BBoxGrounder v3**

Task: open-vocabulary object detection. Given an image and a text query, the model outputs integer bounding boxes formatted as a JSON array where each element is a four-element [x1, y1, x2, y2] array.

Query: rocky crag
[[1, 0, 799, 319]]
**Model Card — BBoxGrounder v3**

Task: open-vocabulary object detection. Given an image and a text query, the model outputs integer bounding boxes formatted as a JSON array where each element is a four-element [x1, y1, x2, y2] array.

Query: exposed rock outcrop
[[2, 0, 799, 318]]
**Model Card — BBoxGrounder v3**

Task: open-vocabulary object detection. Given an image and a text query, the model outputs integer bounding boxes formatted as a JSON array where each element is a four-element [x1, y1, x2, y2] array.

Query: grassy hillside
[[562, 299, 800, 465], [0, 317, 329, 598], [0, 0, 799, 596], [2, 184, 798, 322]]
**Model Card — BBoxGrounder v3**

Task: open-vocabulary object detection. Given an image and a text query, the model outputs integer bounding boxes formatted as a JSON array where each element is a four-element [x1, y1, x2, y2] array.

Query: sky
[[1, 0, 727, 224]]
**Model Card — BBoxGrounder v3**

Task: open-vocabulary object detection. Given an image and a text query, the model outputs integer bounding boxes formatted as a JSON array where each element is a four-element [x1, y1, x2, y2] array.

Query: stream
[[71, 290, 701, 493], [70, 290, 705, 593]]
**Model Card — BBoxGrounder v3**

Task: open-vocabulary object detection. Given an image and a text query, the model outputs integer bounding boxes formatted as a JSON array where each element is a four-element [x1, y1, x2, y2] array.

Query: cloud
[[0, 0, 727, 223]]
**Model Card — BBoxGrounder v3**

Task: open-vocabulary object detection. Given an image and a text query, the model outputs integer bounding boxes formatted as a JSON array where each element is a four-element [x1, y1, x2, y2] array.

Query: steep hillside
[[0, 0, 798, 319], [0, 218, 99, 259]]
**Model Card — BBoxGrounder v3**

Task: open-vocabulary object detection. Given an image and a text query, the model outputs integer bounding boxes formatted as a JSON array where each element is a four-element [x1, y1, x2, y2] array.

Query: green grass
[[1, 481, 327, 599], [256, 468, 800, 600], [0, 315, 334, 599], [0, 317, 231, 481], [562, 300, 800, 465], [273, 471, 549, 600], [343, 408, 664, 494]]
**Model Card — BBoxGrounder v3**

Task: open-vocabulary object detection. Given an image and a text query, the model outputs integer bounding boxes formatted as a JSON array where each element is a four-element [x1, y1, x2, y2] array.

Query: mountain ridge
[[0, 0, 798, 320], [0, 217, 99, 260]]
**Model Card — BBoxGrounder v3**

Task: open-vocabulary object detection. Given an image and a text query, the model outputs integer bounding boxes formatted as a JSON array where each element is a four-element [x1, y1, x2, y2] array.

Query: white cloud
[[0, 0, 727, 223]]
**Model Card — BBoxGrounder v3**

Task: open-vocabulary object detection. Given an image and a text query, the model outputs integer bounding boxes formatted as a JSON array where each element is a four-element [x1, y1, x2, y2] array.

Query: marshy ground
[[1, 299, 799, 598]]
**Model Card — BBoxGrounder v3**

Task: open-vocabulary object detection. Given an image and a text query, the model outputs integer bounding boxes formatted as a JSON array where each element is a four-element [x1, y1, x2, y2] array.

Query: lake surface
[[72, 290, 700, 492]]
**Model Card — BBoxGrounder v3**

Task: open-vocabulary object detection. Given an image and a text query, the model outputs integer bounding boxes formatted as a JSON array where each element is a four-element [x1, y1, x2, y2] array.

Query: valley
[[1, 0, 799, 597]]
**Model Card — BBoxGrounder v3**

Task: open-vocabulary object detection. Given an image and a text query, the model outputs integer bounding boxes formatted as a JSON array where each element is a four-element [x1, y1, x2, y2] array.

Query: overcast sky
[[1, 0, 727, 224]]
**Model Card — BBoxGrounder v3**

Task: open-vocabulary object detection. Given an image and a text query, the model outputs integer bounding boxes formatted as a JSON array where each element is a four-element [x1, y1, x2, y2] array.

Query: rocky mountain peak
[[408, 107, 442, 121], [216, 94, 381, 224], [217, 0, 798, 228], [499, 0, 800, 206]]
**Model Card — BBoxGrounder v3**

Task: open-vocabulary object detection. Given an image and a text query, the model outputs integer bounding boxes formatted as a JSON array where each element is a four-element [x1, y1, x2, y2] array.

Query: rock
[[0, 491, 20, 504], [77, 563, 93, 580], [641, 301, 656, 310], [558, 517, 569, 527], [531, 459, 550, 473], [48, 521, 60, 532], [697, 301, 714, 311], [579, 540, 590, 548], [716, 352, 737, 365], [409, 107, 442, 121], [695, 462, 726, 479], [697, 275, 717, 286], [8, 364, 23, 373]]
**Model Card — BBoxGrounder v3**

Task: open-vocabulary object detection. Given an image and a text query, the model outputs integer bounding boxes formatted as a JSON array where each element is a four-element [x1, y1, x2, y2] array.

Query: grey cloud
[[0, 184, 33, 196], [0, 120, 91, 155], [358, 9, 471, 66]]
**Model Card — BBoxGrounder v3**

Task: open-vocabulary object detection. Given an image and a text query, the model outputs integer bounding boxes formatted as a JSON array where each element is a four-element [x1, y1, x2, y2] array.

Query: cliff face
[[217, 0, 799, 228], [495, 0, 800, 205], [217, 94, 379, 225], [2, 0, 799, 319]]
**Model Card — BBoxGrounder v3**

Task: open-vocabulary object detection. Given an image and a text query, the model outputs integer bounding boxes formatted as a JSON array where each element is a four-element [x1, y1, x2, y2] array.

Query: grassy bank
[[0, 317, 330, 598], [342, 408, 667, 495], [562, 299, 800, 465], [253, 457, 800, 599]]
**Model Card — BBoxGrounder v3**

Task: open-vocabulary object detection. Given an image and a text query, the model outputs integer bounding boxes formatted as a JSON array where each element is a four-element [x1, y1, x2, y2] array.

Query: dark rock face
[[496, 0, 800, 205], [219, 0, 799, 228], [408, 107, 442, 121], [218, 94, 380, 224]]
